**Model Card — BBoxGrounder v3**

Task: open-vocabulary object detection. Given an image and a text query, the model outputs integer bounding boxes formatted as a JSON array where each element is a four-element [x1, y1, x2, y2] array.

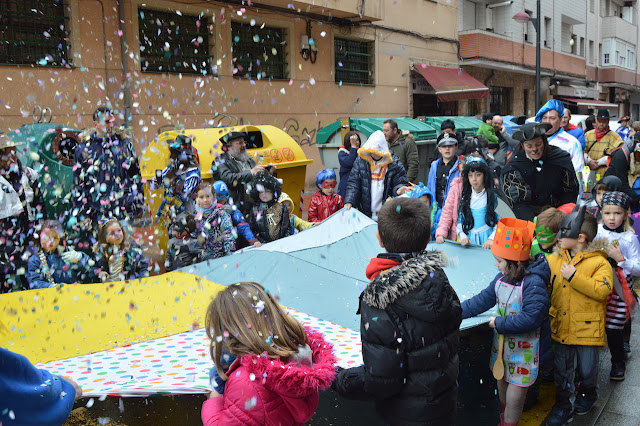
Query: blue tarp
[[182, 208, 495, 331]]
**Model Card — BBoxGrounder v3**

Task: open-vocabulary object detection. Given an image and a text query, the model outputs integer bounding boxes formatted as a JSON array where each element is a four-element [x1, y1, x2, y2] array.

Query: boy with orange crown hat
[[462, 218, 551, 426]]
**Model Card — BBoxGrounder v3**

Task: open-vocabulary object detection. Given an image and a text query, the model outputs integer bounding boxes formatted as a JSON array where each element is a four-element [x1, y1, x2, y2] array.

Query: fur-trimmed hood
[[230, 328, 336, 399], [362, 251, 447, 310], [552, 237, 610, 261]]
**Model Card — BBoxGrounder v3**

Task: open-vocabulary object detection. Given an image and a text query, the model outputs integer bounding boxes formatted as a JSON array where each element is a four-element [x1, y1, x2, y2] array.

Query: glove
[[61, 250, 83, 263]]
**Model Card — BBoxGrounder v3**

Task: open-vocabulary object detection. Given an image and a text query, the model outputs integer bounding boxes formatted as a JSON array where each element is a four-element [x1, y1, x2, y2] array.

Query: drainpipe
[[118, 0, 132, 128], [484, 70, 495, 112]]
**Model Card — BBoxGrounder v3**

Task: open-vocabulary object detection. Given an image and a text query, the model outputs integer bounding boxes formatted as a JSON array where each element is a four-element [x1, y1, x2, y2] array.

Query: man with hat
[[500, 122, 579, 221], [616, 115, 631, 142], [72, 106, 144, 234], [534, 100, 584, 174], [584, 108, 623, 177], [0, 133, 43, 292], [211, 131, 273, 215]]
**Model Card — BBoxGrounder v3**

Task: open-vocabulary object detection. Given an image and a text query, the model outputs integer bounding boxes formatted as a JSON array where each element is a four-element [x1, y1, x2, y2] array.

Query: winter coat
[[426, 158, 460, 210], [344, 153, 409, 218], [27, 251, 94, 289], [290, 215, 315, 234], [307, 191, 344, 222], [435, 177, 462, 241], [461, 254, 553, 363], [156, 166, 201, 219], [334, 251, 462, 425], [500, 145, 579, 221], [164, 237, 202, 272], [338, 147, 359, 196], [72, 131, 143, 223], [211, 152, 257, 214], [221, 203, 258, 247], [389, 133, 419, 183], [201, 328, 336, 425], [584, 129, 624, 177], [604, 145, 640, 205], [195, 207, 236, 261], [248, 201, 292, 243], [95, 241, 149, 281], [0, 348, 77, 425], [546, 240, 614, 347], [476, 122, 499, 145]]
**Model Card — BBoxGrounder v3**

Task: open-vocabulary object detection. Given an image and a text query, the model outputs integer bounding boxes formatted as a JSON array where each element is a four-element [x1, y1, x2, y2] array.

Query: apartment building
[[458, 0, 640, 119]]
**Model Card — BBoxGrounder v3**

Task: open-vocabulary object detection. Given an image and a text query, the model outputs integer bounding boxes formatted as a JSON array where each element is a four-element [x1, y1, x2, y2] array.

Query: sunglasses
[[321, 182, 337, 189]]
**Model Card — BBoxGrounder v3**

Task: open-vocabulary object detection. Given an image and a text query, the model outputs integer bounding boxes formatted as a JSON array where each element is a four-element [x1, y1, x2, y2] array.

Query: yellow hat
[[491, 218, 536, 261]]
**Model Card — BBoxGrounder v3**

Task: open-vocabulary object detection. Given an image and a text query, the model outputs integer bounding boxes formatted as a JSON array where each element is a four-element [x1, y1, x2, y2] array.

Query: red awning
[[413, 65, 489, 102], [557, 96, 618, 109]]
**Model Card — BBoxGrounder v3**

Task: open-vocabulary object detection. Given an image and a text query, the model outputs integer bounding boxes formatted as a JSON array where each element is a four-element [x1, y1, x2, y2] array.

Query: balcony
[[601, 15, 637, 44], [254, 0, 382, 21]]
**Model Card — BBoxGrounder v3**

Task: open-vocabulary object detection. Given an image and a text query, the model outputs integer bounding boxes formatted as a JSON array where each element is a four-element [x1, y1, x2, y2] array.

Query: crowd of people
[[2, 103, 640, 425]]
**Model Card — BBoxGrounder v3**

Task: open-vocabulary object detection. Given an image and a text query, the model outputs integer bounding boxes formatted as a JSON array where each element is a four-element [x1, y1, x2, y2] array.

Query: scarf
[[196, 205, 214, 216], [365, 253, 415, 280], [595, 127, 610, 141]]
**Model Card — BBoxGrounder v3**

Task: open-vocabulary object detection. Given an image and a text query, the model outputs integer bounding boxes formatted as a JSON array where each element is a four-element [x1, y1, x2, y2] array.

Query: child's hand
[[435, 236, 445, 244], [62, 377, 83, 401], [482, 239, 494, 249], [61, 250, 82, 263], [345, 203, 352, 210], [396, 186, 410, 195], [560, 263, 576, 280], [608, 244, 624, 263], [98, 271, 109, 282], [208, 388, 222, 399], [461, 238, 470, 246], [488, 317, 496, 329], [253, 241, 262, 248]]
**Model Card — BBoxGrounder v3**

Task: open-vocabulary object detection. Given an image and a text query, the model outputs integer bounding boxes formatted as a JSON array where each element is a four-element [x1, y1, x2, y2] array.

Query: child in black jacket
[[333, 197, 462, 425]]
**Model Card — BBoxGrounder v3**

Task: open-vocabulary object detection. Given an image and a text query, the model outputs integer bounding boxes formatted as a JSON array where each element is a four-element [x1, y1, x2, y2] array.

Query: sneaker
[[573, 395, 596, 415], [623, 343, 631, 360], [544, 406, 574, 425], [610, 362, 626, 381]]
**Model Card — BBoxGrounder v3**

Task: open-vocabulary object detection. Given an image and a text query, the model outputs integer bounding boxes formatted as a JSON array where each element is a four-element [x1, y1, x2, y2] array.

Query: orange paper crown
[[491, 218, 536, 261]]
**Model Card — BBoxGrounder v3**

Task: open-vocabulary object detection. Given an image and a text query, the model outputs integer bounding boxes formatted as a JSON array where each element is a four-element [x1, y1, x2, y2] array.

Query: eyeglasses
[[322, 182, 337, 189]]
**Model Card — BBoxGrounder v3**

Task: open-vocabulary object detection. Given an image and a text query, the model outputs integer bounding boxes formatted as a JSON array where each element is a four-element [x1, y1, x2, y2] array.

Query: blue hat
[[213, 180, 229, 200], [535, 100, 565, 122], [315, 169, 337, 188], [407, 182, 431, 200]]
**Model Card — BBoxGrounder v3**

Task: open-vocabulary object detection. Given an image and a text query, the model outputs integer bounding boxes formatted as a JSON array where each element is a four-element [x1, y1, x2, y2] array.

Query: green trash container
[[421, 116, 484, 137]]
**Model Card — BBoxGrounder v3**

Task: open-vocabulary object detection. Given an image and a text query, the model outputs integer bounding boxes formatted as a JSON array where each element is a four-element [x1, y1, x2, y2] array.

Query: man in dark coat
[[344, 130, 409, 218], [500, 122, 579, 221], [211, 131, 270, 215], [603, 133, 640, 210], [333, 197, 462, 424]]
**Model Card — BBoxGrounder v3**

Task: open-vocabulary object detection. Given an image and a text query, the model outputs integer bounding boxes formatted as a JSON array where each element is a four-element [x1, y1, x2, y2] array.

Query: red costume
[[307, 191, 344, 222]]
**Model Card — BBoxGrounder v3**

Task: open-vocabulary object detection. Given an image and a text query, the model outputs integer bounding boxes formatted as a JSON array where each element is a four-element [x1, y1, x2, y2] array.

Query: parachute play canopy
[[0, 208, 496, 396]]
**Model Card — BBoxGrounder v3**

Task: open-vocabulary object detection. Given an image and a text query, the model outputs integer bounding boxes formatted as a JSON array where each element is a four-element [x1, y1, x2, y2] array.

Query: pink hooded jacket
[[201, 329, 336, 425], [435, 177, 463, 241]]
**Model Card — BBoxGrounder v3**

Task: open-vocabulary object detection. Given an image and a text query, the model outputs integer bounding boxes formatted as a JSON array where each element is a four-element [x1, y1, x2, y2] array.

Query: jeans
[[553, 343, 600, 410]]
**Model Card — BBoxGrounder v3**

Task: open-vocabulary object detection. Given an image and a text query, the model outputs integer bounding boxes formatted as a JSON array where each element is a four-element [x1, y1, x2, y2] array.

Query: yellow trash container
[[140, 125, 313, 258]]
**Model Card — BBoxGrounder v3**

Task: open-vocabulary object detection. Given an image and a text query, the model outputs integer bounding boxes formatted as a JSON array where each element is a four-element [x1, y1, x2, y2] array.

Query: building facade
[[0, 0, 461, 190]]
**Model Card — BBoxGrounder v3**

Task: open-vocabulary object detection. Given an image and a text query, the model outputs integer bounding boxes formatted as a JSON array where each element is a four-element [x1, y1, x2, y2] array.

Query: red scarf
[[595, 127, 609, 141], [365, 257, 403, 280]]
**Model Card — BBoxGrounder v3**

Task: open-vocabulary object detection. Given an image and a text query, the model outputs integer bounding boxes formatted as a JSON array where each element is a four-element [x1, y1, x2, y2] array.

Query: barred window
[[231, 21, 287, 80], [335, 38, 374, 85], [138, 8, 213, 75], [0, 0, 70, 66]]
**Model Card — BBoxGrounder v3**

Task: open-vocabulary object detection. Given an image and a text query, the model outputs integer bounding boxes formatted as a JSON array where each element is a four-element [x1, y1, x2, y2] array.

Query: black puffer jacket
[[344, 153, 409, 217], [334, 251, 462, 425], [500, 145, 579, 221]]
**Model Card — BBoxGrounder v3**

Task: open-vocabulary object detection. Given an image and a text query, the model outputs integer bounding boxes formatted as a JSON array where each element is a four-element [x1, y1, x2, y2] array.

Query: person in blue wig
[[534, 99, 584, 174], [406, 182, 438, 237]]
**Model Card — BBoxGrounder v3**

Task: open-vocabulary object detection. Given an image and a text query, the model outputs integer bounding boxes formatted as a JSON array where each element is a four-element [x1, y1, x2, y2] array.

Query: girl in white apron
[[461, 218, 551, 426]]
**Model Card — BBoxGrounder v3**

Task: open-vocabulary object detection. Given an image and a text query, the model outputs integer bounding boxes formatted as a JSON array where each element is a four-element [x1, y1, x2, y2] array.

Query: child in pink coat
[[436, 156, 466, 243], [202, 282, 337, 425]]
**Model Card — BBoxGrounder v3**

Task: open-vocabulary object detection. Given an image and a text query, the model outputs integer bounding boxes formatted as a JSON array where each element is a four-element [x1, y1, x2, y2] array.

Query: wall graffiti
[[283, 118, 324, 147]]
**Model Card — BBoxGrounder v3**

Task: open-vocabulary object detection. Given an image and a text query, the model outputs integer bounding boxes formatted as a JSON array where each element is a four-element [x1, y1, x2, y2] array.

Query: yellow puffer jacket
[[584, 129, 623, 177], [546, 239, 613, 347]]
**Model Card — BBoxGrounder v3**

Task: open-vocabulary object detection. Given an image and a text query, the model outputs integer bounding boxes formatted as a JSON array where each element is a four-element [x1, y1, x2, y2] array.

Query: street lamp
[[513, 0, 541, 112]]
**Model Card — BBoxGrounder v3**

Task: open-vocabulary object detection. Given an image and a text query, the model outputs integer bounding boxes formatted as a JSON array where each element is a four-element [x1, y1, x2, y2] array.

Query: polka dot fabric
[[36, 308, 363, 397]]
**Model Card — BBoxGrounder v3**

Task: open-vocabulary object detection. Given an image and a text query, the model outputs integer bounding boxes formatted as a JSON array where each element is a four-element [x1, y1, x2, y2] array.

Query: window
[[138, 8, 213, 75], [590, 0, 594, 13], [231, 21, 287, 80], [334, 38, 374, 85], [0, 0, 70, 66], [467, 98, 478, 117], [544, 17, 552, 48], [589, 40, 594, 63], [580, 37, 585, 57], [490, 86, 511, 116], [524, 10, 533, 42], [604, 53, 610, 64]]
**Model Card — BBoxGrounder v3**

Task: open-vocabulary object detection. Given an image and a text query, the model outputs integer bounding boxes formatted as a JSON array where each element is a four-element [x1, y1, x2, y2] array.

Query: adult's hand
[[588, 160, 599, 170], [435, 236, 445, 244], [345, 203, 352, 210], [251, 165, 265, 175]]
